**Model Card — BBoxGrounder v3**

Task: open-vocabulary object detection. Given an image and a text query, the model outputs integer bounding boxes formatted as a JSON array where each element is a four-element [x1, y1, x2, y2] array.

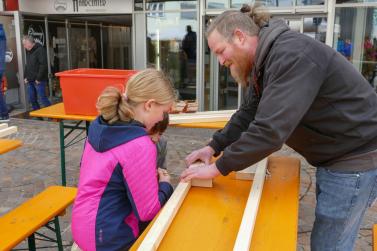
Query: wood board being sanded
[[189, 162, 213, 188], [169, 110, 235, 124], [137, 163, 213, 251], [233, 157, 268, 251], [0, 124, 18, 138]]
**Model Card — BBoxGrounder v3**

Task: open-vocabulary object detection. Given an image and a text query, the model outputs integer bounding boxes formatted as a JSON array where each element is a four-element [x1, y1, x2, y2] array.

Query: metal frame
[[59, 120, 89, 186], [14, 217, 64, 251]]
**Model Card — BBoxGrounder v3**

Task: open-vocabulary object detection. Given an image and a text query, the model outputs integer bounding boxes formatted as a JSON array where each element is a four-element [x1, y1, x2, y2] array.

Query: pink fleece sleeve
[[117, 136, 162, 221]]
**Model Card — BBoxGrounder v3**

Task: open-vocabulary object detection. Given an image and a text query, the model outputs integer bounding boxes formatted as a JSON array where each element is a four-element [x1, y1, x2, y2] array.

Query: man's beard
[[230, 65, 249, 87]]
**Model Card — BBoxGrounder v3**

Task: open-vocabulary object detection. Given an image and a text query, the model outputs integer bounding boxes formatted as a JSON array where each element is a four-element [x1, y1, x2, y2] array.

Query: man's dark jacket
[[24, 43, 48, 82], [209, 19, 377, 174]]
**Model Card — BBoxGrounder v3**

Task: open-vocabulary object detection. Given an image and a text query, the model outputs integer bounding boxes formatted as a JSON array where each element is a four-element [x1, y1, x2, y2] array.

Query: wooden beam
[[0, 126, 17, 138], [169, 110, 235, 125], [191, 178, 213, 188], [236, 164, 257, 181], [0, 123, 8, 130], [233, 158, 268, 251], [189, 162, 213, 188], [137, 181, 191, 251]]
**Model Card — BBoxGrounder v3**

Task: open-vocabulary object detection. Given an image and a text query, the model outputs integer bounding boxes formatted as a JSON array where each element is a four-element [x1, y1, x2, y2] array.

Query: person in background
[[22, 35, 51, 111], [181, 4, 377, 251], [0, 24, 8, 121], [72, 69, 175, 251], [149, 112, 170, 170]]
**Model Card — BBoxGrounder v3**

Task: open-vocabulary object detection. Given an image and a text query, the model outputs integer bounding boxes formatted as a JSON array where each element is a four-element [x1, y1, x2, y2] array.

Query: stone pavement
[[0, 117, 375, 250]]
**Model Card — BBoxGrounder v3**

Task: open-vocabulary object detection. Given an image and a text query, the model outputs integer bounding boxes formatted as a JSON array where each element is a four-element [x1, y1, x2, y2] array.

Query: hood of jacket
[[87, 116, 148, 153], [254, 19, 290, 74]]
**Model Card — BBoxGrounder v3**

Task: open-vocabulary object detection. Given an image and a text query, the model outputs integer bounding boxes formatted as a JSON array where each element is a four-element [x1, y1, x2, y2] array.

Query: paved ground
[[1, 117, 376, 250]]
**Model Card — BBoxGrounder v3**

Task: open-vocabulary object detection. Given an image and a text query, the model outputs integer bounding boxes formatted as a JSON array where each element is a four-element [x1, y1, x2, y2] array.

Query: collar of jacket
[[253, 19, 290, 75]]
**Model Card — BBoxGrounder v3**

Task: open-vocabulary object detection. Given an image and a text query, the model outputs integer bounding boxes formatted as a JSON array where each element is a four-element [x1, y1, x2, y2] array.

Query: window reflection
[[147, 12, 197, 101], [334, 7, 377, 89], [146, 0, 196, 11], [207, 0, 227, 9], [303, 17, 327, 43], [69, 23, 87, 68], [296, 0, 324, 5]]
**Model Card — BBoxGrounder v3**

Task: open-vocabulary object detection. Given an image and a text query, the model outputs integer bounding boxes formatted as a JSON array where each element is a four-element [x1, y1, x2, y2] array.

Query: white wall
[[18, 0, 132, 14]]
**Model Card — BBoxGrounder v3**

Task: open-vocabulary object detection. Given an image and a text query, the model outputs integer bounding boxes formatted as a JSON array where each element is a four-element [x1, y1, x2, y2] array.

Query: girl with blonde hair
[[72, 69, 175, 251]]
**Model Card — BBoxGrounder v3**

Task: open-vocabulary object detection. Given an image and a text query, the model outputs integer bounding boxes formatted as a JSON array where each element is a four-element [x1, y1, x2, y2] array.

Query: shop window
[[303, 17, 327, 43], [147, 3, 165, 17], [296, 0, 324, 5], [334, 7, 377, 90], [147, 12, 198, 102], [146, 0, 196, 11], [207, 0, 227, 9], [134, 0, 143, 11]]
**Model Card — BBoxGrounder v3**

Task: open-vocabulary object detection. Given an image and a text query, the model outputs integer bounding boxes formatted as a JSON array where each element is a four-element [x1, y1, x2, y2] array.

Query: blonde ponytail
[[96, 69, 176, 124]]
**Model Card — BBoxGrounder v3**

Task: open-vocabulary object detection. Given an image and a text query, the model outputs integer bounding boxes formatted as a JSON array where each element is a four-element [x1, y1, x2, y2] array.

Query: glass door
[[204, 15, 239, 111]]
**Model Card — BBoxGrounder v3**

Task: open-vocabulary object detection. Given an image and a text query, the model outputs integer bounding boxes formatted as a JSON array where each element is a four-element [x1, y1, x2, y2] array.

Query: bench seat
[[0, 186, 77, 251]]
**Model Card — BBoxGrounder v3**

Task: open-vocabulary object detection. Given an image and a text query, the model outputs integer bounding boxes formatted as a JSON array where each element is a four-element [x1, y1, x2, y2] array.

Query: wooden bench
[[0, 138, 22, 154], [0, 186, 77, 251]]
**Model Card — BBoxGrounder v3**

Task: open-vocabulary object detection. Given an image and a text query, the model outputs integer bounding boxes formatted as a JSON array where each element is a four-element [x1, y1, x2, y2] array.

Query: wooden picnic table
[[131, 156, 300, 251], [29, 103, 227, 185]]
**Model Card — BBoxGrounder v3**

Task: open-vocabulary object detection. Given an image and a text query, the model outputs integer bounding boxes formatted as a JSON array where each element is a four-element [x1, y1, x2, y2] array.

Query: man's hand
[[35, 80, 40, 84], [24, 78, 28, 84], [158, 167, 171, 183], [180, 162, 220, 182], [185, 146, 215, 167]]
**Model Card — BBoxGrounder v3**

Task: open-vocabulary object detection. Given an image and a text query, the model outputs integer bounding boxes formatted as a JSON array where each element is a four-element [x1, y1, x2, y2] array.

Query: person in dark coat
[[181, 4, 377, 251], [22, 35, 51, 110]]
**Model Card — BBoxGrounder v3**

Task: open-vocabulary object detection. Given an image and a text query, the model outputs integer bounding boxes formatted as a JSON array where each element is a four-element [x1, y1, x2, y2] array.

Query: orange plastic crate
[[56, 68, 137, 116]]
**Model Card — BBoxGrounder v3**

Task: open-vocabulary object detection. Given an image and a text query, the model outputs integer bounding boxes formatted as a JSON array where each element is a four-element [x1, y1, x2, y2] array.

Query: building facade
[[0, 0, 376, 111]]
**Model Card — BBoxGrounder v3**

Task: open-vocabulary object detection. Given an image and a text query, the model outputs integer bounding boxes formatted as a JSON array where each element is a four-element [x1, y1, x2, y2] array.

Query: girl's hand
[[180, 162, 220, 182], [158, 168, 171, 183]]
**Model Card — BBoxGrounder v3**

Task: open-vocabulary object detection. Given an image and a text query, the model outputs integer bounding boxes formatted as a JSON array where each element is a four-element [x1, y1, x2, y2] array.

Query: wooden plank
[[235, 164, 257, 181], [0, 123, 8, 130], [0, 139, 22, 154], [0, 126, 17, 138], [169, 110, 235, 124], [189, 162, 213, 188], [0, 186, 77, 251], [233, 158, 268, 251], [137, 181, 191, 251], [191, 178, 213, 188]]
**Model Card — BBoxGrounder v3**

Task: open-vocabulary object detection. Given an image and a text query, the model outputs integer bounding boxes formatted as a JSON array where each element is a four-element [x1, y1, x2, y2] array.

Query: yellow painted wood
[[29, 103, 95, 121], [171, 121, 226, 129], [0, 186, 77, 251], [131, 156, 300, 251], [29, 103, 227, 129], [373, 224, 377, 251], [0, 139, 22, 154]]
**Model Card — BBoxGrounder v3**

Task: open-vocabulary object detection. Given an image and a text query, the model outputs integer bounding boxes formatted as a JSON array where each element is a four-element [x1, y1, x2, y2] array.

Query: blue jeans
[[311, 167, 377, 251], [27, 80, 51, 110]]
